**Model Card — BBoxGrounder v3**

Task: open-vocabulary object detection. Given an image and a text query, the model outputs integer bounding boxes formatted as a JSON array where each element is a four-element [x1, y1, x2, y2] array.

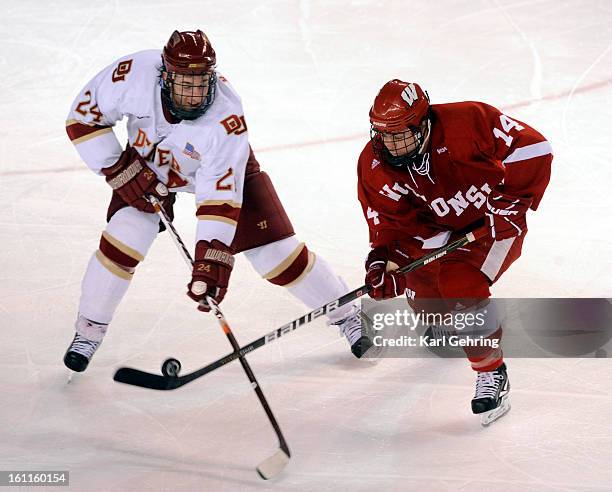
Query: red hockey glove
[[486, 189, 532, 240], [102, 146, 168, 213], [364, 241, 413, 300], [187, 240, 235, 312]]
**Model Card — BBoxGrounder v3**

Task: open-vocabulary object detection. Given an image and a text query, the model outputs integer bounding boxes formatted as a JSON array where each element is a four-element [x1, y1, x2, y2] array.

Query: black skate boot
[[471, 362, 511, 426], [64, 316, 107, 372], [333, 311, 378, 359]]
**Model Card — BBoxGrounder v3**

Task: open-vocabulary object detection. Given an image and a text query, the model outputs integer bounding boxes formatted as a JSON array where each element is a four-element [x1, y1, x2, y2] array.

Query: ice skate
[[63, 316, 108, 373], [472, 362, 511, 426], [333, 311, 378, 359]]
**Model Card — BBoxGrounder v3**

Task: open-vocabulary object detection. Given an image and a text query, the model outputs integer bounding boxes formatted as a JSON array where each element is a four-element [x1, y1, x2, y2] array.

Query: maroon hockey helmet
[[161, 30, 218, 120], [162, 30, 216, 74], [369, 80, 431, 169]]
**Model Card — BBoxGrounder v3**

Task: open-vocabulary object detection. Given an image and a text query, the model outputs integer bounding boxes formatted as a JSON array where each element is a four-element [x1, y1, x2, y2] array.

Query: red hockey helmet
[[161, 30, 218, 120], [369, 80, 431, 169], [162, 30, 216, 74], [369, 80, 429, 132]]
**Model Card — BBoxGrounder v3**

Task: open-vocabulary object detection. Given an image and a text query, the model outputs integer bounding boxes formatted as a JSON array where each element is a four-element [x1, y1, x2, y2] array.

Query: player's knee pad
[[96, 207, 159, 278], [436, 261, 500, 345], [244, 238, 354, 321], [453, 299, 501, 339], [437, 261, 491, 311], [97, 231, 142, 276], [244, 236, 314, 287]]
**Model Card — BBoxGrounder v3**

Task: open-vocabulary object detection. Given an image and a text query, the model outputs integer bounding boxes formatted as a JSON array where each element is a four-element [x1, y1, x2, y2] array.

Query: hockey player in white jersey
[[64, 30, 372, 372]]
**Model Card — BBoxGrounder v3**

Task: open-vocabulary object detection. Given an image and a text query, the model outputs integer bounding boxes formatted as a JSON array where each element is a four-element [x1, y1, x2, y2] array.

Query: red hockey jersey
[[357, 101, 552, 249]]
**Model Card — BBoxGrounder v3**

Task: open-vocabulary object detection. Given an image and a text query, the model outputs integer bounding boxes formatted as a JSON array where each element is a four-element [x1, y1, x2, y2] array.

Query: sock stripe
[[101, 231, 144, 263], [265, 245, 314, 287], [95, 250, 133, 281]]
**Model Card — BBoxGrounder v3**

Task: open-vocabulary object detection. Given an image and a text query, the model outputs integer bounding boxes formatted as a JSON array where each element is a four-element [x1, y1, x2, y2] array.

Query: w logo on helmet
[[401, 84, 418, 107]]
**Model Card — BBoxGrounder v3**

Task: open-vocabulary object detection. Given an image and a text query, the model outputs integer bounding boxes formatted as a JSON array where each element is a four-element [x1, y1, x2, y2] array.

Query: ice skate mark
[[492, 0, 542, 101], [560, 42, 612, 143], [298, 0, 318, 72]]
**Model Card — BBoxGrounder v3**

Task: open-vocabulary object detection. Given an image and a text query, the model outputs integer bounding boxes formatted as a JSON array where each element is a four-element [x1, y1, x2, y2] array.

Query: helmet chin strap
[[411, 119, 434, 184], [416, 118, 431, 155], [370, 116, 432, 174]]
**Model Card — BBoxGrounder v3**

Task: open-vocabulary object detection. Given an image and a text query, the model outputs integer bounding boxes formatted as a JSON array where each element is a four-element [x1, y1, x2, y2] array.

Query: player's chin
[[174, 100, 202, 109], [399, 148, 418, 157], [178, 104, 202, 110]]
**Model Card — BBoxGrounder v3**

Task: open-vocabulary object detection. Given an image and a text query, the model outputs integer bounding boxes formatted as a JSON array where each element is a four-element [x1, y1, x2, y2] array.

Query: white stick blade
[[256, 449, 290, 480]]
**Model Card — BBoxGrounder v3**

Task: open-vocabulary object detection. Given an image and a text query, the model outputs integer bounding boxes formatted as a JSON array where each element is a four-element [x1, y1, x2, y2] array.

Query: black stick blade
[[113, 367, 181, 390]]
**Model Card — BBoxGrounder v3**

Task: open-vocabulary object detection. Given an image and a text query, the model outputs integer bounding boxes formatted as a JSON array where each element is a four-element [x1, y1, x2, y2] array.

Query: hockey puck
[[162, 358, 182, 377]]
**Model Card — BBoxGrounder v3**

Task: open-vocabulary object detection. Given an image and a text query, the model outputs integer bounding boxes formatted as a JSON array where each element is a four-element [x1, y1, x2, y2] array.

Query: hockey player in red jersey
[[358, 79, 552, 424], [63, 30, 374, 373]]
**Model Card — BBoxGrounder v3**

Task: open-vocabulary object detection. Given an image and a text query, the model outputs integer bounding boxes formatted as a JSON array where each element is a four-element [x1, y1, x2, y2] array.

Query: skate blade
[[362, 343, 383, 362], [66, 370, 77, 384], [480, 396, 511, 427]]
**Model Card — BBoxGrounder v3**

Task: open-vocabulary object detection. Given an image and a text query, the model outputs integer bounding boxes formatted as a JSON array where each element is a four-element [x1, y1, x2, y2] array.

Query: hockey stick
[[113, 195, 290, 479], [205, 296, 290, 479], [114, 223, 487, 392]]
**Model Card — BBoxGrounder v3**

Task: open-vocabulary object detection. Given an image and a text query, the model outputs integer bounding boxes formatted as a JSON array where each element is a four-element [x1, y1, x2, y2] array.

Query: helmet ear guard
[[160, 30, 218, 120]]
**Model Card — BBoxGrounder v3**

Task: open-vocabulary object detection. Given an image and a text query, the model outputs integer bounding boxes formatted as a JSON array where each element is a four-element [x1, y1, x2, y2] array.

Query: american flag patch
[[183, 142, 201, 160]]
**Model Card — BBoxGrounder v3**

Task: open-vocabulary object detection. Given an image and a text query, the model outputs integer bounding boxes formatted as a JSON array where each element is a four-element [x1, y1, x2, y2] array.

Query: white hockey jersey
[[66, 49, 250, 246]]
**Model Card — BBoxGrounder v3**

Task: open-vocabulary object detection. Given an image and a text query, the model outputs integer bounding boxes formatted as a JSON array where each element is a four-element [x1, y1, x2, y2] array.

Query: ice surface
[[1, 1, 611, 490]]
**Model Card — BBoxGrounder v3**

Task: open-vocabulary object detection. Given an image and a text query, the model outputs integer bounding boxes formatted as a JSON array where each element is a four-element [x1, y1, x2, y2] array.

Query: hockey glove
[[365, 241, 413, 300], [102, 146, 168, 213], [187, 240, 235, 312], [486, 189, 532, 240]]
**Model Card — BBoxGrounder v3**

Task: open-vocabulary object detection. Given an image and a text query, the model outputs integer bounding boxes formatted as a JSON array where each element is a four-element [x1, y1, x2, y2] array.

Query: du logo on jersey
[[401, 83, 419, 107]]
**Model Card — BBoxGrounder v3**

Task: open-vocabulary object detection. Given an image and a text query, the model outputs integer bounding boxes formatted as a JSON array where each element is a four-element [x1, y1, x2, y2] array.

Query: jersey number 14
[[492, 114, 524, 147]]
